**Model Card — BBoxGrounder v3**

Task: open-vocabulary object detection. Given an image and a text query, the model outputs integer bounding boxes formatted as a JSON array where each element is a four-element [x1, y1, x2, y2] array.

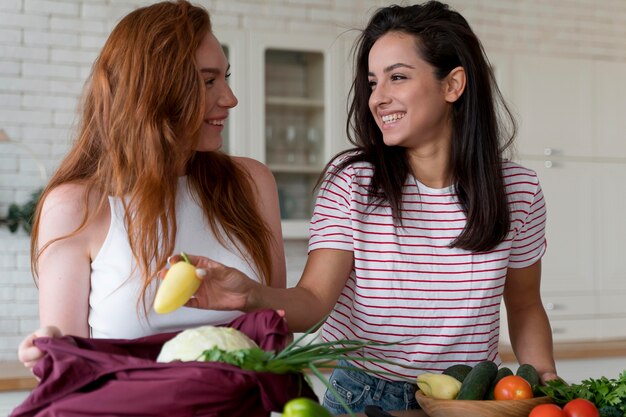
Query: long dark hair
[[325, 1, 516, 252]]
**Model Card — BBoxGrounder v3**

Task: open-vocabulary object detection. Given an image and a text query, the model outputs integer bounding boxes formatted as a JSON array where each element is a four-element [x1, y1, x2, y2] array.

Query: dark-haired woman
[[18, 0, 285, 370], [163, 1, 558, 413]]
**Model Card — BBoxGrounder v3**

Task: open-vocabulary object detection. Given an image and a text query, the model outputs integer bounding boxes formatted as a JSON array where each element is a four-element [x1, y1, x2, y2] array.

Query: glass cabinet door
[[264, 49, 325, 222]]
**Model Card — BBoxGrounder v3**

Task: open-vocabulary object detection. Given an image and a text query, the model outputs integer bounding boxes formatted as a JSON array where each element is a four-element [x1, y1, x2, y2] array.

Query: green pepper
[[282, 397, 332, 417]]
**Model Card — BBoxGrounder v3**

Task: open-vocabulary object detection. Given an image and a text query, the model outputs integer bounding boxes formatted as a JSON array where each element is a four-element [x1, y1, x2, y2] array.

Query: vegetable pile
[[417, 360, 542, 401], [537, 371, 626, 417], [157, 319, 417, 417]]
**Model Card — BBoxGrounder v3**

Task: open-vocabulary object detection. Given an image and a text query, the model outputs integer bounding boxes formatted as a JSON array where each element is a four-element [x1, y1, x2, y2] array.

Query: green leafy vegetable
[[198, 317, 420, 417], [538, 370, 626, 415]]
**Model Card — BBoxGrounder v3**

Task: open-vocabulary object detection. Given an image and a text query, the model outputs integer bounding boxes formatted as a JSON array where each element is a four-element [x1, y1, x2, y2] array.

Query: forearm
[[507, 301, 557, 379], [247, 284, 334, 332], [504, 261, 557, 382]]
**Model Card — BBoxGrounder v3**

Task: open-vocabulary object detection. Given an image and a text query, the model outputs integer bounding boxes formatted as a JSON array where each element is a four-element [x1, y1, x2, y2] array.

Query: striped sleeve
[[308, 163, 354, 252], [509, 175, 547, 268]]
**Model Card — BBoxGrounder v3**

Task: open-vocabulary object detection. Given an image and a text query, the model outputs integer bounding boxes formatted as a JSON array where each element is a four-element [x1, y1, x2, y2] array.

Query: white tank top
[[89, 176, 260, 339]]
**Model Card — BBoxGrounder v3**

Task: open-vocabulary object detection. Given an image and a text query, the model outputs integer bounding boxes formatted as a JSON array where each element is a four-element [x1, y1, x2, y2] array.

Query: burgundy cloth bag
[[10, 310, 317, 417]]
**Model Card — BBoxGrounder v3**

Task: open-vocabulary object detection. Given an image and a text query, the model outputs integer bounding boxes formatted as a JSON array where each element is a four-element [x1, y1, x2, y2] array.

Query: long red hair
[[30, 0, 273, 312]]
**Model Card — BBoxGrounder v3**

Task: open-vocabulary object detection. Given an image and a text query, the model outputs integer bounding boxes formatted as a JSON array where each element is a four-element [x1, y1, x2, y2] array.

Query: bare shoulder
[[38, 182, 109, 244], [231, 156, 276, 190], [41, 182, 90, 218]]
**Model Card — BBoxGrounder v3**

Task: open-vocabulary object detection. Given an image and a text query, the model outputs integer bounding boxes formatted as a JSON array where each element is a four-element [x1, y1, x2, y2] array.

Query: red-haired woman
[[18, 0, 285, 368]]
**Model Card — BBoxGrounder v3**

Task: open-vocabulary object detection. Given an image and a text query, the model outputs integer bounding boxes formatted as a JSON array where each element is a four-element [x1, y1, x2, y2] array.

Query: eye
[[391, 73, 407, 81], [368, 79, 377, 90], [204, 78, 216, 87], [225, 71, 231, 79]]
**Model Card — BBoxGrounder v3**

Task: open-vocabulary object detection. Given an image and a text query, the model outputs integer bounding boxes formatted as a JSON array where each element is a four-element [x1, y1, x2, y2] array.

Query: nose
[[218, 82, 238, 109], [369, 82, 390, 108]]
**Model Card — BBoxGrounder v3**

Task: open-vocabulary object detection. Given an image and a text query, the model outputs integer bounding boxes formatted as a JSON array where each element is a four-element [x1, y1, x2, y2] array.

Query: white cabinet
[[215, 28, 351, 239], [516, 159, 595, 294], [494, 53, 626, 345]]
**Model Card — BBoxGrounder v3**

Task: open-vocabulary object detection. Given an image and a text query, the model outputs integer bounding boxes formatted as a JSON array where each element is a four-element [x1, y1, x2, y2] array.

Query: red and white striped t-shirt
[[308, 158, 547, 381]]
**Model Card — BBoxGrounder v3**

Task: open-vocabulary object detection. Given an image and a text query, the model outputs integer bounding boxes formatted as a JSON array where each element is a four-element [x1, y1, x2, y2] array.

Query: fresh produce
[[442, 364, 473, 382], [529, 404, 567, 417], [517, 363, 541, 387], [282, 397, 332, 417], [416, 373, 462, 400], [154, 252, 201, 314], [597, 406, 622, 417], [493, 375, 534, 400], [158, 317, 421, 417], [485, 366, 514, 400], [156, 325, 258, 362], [538, 371, 626, 416], [456, 360, 499, 400], [562, 398, 600, 417]]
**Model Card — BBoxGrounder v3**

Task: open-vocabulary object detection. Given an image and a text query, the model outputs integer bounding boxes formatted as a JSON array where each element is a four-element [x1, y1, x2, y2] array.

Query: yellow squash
[[417, 373, 463, 400], [154, 257, 201, 314]]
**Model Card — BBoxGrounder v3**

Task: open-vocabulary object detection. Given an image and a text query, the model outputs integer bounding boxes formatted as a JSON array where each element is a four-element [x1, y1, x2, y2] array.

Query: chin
[[195, 137, 223, 152]]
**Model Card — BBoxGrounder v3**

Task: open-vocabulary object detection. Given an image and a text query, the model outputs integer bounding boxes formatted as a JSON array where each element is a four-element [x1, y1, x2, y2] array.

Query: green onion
[[199, 316, 421, 416]]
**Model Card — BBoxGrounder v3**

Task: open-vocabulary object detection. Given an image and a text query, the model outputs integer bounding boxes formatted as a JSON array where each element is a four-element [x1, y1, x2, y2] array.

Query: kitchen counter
[[0, 362, 36, 392]]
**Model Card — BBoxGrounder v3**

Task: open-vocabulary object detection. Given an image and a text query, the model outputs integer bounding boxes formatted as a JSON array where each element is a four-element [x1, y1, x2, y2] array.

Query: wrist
[[243, 279, 265, 311]]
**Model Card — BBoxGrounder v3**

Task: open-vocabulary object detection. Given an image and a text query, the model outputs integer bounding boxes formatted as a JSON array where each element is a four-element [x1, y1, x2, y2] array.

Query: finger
[[157, 267, 169, 280], [37, 326, 62, 338], [540, 372, 560, 384], [168, 254, 182, 264], [179, 253, 216, 268], [195, 268, 207, 279], [19, 345, 44, 364], [184, 296, 201, 309]]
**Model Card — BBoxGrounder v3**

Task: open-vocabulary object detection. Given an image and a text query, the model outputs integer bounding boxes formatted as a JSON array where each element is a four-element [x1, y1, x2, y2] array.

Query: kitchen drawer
[[550, 318, 598, 342], [540, 294, 595, 318], [595, 294, 626, 315], [597, 317, 626, 340]]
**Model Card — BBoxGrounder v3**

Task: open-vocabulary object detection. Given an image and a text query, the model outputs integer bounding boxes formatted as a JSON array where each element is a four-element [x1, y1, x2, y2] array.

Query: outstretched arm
[[176, 247, 354, 332]]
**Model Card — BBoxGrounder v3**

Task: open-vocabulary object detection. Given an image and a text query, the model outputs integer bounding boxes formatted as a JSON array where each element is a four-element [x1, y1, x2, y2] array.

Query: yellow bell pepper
[[154, 253, 201, 314]]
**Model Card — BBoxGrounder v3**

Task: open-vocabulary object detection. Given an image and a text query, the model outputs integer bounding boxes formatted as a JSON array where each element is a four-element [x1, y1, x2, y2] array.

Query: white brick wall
[[1, 0, 626, 361]]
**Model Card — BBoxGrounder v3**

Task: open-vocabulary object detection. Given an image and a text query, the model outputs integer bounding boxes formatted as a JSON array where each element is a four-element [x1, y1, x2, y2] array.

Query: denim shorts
[[322, 360, 419, 415]]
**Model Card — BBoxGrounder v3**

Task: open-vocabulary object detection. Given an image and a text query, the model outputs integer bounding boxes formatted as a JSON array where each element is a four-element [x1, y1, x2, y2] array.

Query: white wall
[[1, 0, 626, 361]]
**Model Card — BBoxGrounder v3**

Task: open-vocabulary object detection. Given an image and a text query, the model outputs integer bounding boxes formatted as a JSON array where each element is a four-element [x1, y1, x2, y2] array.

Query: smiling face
[[195, 32, 238, 152], [367, 31, 453, 152]]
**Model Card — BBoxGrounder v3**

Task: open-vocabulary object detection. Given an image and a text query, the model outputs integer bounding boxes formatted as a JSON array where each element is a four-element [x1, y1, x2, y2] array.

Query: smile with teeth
[[206, 119, 225, 126], [381, 113, 405, 124]]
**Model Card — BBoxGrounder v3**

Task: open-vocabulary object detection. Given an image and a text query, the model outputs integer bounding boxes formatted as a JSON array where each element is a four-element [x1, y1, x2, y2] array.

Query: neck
[[407, 143, 452, 189]]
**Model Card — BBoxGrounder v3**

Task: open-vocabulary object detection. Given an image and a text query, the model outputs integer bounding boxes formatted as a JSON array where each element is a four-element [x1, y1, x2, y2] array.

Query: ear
[[444, 66, 466, 103]]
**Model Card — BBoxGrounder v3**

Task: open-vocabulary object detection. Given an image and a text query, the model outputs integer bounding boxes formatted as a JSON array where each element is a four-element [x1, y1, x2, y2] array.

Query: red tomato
[[529, 404, 566, 417], [493, 375, 534, 400], [563, 398, 600, 417]]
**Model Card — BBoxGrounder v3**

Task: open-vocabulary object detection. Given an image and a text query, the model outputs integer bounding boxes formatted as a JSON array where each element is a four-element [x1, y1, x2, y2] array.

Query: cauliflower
[[156, 325, 258, 363]]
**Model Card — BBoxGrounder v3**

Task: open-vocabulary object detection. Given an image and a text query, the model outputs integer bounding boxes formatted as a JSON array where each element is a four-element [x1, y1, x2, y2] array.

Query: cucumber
[[516, 363, 540, 387], [456, 360, 498, 400], [442, 364, 473, 382], [484, 366, 514, 400]]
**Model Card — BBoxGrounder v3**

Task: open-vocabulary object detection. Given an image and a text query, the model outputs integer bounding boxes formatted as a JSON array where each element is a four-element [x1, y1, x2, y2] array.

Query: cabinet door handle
[[544, 302, 562, 311], [544, 160, 553, 168], [544, 148, 553, 156]]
